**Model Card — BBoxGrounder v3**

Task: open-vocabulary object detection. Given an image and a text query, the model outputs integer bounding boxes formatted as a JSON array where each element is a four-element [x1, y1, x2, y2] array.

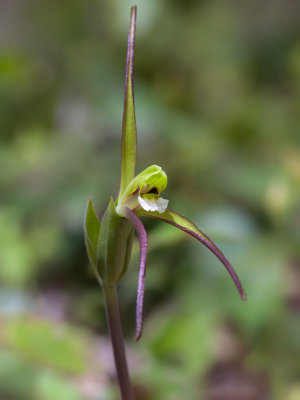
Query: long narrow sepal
[[116, 205, 148, 341], [119, 6, 137, 199], [136, 209, 247, 301]]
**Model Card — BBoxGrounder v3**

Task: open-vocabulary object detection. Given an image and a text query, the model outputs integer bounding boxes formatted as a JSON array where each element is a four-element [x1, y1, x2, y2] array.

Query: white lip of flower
[[138, 195, 168, 213]]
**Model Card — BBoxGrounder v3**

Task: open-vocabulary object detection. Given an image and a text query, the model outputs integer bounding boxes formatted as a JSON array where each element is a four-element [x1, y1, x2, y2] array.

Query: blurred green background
[[0, 0, 300, 399]]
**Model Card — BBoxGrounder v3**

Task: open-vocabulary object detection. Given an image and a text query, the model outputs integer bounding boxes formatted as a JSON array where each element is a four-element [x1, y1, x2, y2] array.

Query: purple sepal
[[138, 209, 247, 301], [117, 205, 148, 340]]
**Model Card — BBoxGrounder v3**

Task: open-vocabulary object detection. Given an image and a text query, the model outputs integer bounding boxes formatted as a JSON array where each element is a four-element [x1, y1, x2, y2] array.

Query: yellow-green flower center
[[118, 165, 169, 213]]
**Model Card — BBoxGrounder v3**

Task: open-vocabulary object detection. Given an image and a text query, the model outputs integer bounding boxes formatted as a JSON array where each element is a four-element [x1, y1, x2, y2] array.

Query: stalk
[[103, 284, 134, 400]]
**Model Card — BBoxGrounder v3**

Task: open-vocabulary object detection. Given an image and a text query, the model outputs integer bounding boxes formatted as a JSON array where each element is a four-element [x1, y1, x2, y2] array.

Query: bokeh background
[[0, 0, 300, 399]]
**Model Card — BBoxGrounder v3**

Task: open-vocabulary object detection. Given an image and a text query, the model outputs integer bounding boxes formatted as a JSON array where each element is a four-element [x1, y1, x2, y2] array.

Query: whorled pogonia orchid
[[84, 6, 246, 347]]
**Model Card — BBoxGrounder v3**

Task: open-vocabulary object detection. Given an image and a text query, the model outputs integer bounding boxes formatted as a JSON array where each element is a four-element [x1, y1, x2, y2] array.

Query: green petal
[[119, 6, 137, 199], [119, 164, 168, 205], [83, 197, 101, 274]]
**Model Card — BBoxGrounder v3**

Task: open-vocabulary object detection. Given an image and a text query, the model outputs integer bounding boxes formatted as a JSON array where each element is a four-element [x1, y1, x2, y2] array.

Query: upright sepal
[[136, 208, 247, 300], [119, 6, 137, 198]]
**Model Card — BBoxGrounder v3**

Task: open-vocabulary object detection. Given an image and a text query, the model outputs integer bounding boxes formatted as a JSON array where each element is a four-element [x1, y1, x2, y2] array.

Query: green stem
[[103, 284, 134, 400]]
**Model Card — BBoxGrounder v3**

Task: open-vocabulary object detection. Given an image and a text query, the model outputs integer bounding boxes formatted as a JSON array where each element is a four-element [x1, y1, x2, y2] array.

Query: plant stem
[[103, 284, 134, 400]]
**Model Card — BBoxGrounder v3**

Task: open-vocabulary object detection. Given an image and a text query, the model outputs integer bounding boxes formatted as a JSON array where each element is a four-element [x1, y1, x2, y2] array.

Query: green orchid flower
[[84, 6, 246, 345]]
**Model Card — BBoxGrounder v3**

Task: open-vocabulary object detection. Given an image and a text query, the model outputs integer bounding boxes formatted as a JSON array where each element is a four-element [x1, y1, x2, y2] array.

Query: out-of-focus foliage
[[0, 0, 299, 399]]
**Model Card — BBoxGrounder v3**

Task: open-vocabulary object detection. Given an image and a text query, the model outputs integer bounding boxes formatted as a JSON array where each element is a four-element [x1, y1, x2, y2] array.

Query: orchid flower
[[84, 5, 246, 349], [84, 8, 246, 398]]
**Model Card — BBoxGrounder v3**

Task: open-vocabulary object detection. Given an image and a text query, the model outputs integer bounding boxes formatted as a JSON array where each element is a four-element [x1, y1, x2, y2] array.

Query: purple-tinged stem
[[103, 284, 134, 400]]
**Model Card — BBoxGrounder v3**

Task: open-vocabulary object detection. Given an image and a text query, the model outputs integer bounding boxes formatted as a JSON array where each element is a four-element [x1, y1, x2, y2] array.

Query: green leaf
[[119, 6, 137, 199], [83, 197, 101, 273]]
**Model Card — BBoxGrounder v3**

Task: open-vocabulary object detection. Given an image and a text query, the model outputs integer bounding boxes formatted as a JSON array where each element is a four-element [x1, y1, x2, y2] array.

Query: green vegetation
[[0, 1, 299, 399]]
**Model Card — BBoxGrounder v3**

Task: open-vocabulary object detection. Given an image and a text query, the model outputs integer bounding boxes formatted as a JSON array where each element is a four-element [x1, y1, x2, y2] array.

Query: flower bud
[[97, 198, 135, 285]]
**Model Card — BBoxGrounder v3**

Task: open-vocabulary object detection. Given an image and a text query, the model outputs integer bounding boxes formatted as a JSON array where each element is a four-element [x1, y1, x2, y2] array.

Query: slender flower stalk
[[83, 5, 246, 398], [103, 285, 134, 400]]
